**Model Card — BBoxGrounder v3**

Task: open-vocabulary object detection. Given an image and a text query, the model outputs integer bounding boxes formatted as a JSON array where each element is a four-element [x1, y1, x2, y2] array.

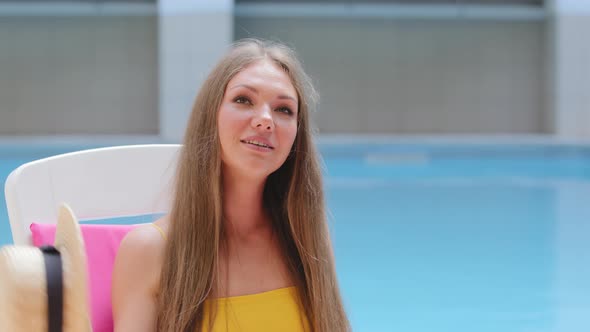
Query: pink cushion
[[31, 223, 139, 332]]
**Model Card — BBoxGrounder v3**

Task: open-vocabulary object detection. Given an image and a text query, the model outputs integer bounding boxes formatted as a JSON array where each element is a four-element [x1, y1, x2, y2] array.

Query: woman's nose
[[251, 107, 274, 132]]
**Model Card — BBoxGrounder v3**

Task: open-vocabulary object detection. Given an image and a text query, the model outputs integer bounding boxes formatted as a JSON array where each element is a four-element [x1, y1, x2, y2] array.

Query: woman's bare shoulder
[[121, 215, 169, 255], [113, 216, 170, 293], [152, 215, 170, 238], [112, 216, 170, 331]]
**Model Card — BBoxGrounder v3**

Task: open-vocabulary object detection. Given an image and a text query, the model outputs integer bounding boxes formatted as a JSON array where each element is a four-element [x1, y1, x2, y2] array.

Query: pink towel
[[31, 223, 138, 332]]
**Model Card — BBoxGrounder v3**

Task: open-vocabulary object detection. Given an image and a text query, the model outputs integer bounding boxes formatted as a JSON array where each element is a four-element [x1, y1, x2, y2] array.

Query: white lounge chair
[[4, 144, 181, 245]]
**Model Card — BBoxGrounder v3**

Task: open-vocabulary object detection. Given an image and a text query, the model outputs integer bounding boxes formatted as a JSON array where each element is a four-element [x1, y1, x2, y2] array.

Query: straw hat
[[0, 203, 91, 332]]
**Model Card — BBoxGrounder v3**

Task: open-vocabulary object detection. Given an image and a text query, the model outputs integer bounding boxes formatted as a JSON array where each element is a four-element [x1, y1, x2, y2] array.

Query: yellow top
[[148, 224, 309, 332], [202, 286, 309, 332]]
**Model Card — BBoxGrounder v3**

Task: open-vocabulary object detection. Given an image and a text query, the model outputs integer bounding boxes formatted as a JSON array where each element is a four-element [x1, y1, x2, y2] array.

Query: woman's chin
[[223, 165, 276, 182]]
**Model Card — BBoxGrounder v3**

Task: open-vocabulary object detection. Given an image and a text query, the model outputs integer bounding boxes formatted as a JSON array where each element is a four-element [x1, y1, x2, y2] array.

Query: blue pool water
[[2, 142, 590, 331]]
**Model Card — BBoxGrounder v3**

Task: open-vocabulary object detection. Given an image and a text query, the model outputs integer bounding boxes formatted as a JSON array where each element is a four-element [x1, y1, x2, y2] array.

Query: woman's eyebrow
[[230, 84, 297, 102], [277, 95, 297, 102], [230, 84, 258, 93]]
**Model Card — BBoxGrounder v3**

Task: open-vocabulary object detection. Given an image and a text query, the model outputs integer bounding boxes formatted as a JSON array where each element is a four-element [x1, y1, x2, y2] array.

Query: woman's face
[[218, 60, 299, 180]]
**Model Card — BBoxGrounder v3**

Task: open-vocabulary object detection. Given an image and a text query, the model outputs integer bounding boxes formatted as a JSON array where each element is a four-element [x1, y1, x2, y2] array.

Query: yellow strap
[[150, 223, 167, 241]]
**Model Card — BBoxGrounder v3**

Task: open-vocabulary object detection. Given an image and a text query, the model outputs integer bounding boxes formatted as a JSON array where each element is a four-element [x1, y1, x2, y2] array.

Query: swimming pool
[[2, 141, 590, 331]]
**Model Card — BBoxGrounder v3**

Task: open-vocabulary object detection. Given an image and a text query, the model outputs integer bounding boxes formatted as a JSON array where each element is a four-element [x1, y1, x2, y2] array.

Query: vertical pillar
[[547, 0, 590, 139], [158, 0, 233, 142]]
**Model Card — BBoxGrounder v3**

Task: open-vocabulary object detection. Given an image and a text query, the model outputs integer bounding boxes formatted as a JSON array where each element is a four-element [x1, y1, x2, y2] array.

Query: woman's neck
[[222, 169, 271, 239]]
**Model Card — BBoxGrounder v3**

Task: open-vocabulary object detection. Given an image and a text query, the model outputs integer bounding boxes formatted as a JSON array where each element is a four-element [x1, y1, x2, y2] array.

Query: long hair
[[156, 38, 351, 332]]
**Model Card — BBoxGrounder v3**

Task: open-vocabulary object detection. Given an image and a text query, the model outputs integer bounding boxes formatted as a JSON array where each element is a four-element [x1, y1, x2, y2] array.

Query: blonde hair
[[156, 38, 350, 332]]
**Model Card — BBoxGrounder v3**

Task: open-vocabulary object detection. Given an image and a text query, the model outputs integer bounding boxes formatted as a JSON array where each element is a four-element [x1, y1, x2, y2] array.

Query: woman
[[112, 39, 350, 332]]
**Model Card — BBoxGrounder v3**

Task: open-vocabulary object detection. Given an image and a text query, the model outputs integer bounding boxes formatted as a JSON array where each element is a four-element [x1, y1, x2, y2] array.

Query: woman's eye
[[276, 107, 293, 115], [234, 96, 251, 105]]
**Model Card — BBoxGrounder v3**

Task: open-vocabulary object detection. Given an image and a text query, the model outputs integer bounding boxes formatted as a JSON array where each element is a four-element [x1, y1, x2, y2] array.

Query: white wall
[[4, 3, 589, 138], [0, 0, 233, 140]]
